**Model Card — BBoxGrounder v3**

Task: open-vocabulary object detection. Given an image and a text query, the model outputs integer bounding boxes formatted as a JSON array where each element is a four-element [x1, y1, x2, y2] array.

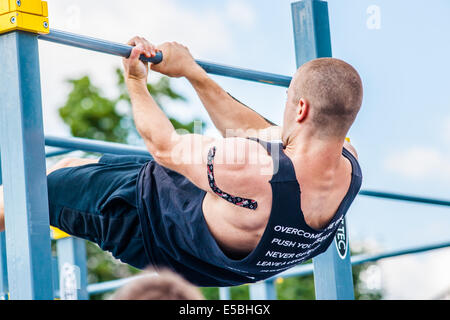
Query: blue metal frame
[[195, 60, 291, 87], [291, 0, 355, 300], [45, 135, 149, 156], [0, 0, 448, 301], [84, 240, 450, 298], [87, 275, 145, 296], [45, 135, 450, 206], [359, 190, 450, 207], [249, 279, 277, 300], [38, 29, 162, 64], [0, 162, 7, 300], [56, 238, 88, 300], [0, 233, 7, 300], [0, 31, 53, 299], [38, 30, 292, 88], [45, 148, 74, 158], [219, 287, 231, 300]]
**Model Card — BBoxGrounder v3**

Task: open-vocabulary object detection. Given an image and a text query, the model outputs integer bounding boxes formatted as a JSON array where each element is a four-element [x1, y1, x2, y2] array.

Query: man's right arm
[[187, 69, 275, 137], [151, 42, 278, 138]]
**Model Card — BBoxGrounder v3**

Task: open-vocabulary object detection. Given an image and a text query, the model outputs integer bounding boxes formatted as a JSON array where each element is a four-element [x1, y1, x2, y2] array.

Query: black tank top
[[136, 139, 362, 286]]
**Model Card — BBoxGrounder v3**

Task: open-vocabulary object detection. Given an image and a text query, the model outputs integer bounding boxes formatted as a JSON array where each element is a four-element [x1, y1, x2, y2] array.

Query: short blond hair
[[291, 58, 363, 137]]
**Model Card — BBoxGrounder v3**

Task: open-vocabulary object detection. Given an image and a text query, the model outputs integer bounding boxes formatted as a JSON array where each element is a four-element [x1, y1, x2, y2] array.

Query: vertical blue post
[[52, 256, 60, 299], [313, 219, 354, 299], [291, 0, 355, 300], [0, 161, 8, 300], [219, 287, 231, 300], [56, 237, 88, 300], [249, 280, 277, 300], [0, 233, 7, 300], [0, 31, 54, 299]]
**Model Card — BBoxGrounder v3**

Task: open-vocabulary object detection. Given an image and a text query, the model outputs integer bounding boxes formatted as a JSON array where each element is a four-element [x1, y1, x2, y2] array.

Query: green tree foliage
[[59, 68, 191, 144], [58, 68, 382, 300]]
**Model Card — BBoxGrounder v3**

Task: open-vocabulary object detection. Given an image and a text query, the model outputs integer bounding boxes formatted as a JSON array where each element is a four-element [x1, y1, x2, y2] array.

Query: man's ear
[[295, 98, 309, 123]]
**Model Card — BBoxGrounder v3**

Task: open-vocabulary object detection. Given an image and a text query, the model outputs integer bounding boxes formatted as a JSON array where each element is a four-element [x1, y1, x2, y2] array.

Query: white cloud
[[39, 0, 235, 135], [384, 116, 450, 181], [48, 0, 233, 55], [225, 0, 256, 29], [384, 146, 450, 180], [378, 249, 450, 299]]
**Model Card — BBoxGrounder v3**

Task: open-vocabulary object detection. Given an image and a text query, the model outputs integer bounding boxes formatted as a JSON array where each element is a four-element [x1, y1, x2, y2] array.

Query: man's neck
[[283, 131, 345, 173]]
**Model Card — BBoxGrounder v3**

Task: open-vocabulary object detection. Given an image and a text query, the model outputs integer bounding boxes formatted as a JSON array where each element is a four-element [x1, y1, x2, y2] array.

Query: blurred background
[[39, 0, 450, 299]]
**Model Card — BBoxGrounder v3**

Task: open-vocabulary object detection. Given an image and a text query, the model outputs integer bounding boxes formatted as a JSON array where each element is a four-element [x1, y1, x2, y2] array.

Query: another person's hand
[[123, 36, 158, 83], [151, 41, 201, 78]]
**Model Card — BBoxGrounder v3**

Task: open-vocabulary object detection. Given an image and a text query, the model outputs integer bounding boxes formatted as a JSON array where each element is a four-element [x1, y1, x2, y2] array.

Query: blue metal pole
[[41, 137, 450, 208], [249, 280, 277, 300], [87, 275, 146, 296], [81, 241, 450, 296], [51, 256, 59, 299], [195, 60, 291, 87], [38, 29, 162, 64], [313, 219, 354, 299], [0, 161, 7, 300], [266, 240, 450, 281], [38, 29, 292, 87], [45, 135, 150, 156], [0, 233, 7, 300], [359, 190, 450, 207], [291, 0, 355, 300], [45, 148, 74, 158], [56, 237, 88, 300], [0, 31, 54, 299], [219, 287, 231, 300]]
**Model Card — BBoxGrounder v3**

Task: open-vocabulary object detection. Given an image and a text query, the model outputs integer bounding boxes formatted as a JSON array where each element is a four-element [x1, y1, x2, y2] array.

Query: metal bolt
[[10, 16, 16, 24], [16, 0, 21, 6], [43, 21, 48, 28]]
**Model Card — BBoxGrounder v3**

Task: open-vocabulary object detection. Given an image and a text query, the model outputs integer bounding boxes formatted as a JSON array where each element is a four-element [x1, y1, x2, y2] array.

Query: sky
[[36, 0, 450, 298]]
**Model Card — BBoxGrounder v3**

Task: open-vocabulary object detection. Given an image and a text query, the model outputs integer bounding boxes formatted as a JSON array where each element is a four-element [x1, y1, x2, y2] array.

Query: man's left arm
[[123, 37, 217, 191], [123, 36, 178, 160], [123, 37, 272, 196]]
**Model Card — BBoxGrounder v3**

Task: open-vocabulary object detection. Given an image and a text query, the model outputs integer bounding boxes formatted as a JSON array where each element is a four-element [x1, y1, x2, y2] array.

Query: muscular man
[[0, 37, 363, 286]]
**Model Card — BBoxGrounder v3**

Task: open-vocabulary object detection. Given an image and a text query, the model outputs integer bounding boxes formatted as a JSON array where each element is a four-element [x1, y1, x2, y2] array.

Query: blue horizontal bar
[[267, 240, 450, 281], [87, 274, 153, 296], [350, 241, 450, 266], [84, 240, 450, 295], [45, 135, 149, 156], [45, 148, 74, 158], [359, 190, 450, 207], [38, 29, 291, 87], [87, 276, 139, 296], [38, 30, 162, 64], [44, 136, 450, 208], [195, 60, 292, 87]]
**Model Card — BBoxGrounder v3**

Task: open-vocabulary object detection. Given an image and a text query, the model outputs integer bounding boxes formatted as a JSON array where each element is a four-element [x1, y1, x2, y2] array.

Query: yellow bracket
[[0, 0, 49, 34], [50, 226, 71, 240]]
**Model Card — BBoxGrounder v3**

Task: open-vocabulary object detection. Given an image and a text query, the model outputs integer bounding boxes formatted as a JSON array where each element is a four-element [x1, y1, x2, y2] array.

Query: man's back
[[135, 135, 362, 286], [201, 136, 357, 259], [0, 38, 365, 288]]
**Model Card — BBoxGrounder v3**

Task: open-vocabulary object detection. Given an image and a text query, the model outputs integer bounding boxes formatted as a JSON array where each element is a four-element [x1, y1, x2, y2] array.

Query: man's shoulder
[[343, 140, 358, 160], [211, 137, 274, 194]]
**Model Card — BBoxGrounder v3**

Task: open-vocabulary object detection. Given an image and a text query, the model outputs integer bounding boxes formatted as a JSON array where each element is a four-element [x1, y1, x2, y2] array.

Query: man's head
[[282, 58, 363, 143], [110, 268, 204, 300]]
